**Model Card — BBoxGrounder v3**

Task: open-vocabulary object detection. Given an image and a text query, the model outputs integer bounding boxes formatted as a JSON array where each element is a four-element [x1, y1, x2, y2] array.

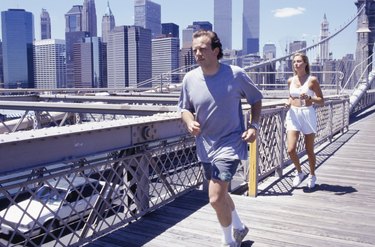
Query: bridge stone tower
[[355, 0, 375, 77]]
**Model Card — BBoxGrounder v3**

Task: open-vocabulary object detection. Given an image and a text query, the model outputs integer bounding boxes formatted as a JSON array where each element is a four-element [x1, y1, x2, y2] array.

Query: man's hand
[[187, 120, 201, 136], [242, 128, 257, 143]]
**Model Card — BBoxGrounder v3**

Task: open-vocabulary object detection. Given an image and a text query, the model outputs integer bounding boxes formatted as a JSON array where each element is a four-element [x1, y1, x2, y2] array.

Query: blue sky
[[0, 0, 358, 59]]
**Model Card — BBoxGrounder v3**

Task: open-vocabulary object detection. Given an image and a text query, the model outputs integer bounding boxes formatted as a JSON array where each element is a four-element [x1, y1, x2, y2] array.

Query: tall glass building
[[75, 37, 105, 88], [263, 43, 276, 60], [40, 8, 51, 40], [65, 5, 82, 32], [193, 21, 212, 31], [242, 0, 260, 55], [182, 25, 197, 49], [214, 0, 232, 50], [101, 1, 115, 43], [65, 5, 87, 88], [128, 26, 152, 87], [82, 0, 97, 37], [134, 0, 161, 38], [107, 25, 152, 88], [1, 9, 34, 88], [162, 23, 179, 38], [0, 40, 3, 87]]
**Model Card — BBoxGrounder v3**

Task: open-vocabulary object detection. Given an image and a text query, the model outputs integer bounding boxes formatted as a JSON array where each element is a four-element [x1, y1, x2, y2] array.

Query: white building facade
[[152, 37, 180, 86], [33, 39, 66, 89]]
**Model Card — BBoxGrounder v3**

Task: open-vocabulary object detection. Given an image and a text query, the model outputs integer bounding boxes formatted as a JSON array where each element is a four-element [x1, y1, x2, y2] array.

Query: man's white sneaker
[[222, 241, 240, 247], [292, 172, 304, 187], [233, 225, 249, 244], [307, 175, 316, 189]]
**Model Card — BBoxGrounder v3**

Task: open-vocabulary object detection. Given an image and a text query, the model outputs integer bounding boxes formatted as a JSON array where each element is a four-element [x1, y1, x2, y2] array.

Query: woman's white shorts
[[285, 106, 317, 134]]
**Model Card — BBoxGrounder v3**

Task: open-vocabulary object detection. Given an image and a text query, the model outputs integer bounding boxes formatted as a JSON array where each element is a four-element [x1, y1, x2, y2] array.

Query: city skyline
[[0, 0, 357, 59]]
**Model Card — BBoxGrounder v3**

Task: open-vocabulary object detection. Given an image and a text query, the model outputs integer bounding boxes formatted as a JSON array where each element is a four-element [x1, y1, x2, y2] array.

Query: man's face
[[192, 36, 218, 67]]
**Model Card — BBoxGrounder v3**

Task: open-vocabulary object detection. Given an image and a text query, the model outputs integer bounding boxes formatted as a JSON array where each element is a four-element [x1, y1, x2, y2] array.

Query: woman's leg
[[287, 130, 301, 172], [304, 133, 316, 176]]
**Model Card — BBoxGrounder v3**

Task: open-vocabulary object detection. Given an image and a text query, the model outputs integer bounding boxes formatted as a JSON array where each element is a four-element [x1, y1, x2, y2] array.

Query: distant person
[[178, 30, 263, 246], [285, 52, 324, 189]]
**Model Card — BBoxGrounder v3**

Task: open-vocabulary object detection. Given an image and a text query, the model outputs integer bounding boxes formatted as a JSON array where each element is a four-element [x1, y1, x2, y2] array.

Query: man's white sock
[[221, 224, 235, 244], [231, 209, 245, 230]]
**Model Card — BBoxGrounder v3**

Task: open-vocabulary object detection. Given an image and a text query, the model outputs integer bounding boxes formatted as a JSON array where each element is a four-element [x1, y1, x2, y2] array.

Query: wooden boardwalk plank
[[86, 106, 375, 247]]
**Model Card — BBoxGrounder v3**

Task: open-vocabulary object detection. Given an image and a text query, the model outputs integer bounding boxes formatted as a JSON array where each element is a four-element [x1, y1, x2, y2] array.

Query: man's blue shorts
[[201, 159, 240, 182]]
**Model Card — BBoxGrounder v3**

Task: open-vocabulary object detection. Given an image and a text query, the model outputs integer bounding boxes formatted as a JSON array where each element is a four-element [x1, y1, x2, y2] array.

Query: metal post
[[248, 139, 258, 197]]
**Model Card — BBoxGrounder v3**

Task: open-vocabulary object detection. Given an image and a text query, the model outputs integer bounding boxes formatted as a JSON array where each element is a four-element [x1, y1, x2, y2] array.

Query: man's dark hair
[[192, 30, 223, 60]]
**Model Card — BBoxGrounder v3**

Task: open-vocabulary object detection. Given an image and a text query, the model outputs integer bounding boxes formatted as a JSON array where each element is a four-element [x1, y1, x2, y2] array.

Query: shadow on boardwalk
[[88, 105, 375, 247], [258, 129, 359, 197]]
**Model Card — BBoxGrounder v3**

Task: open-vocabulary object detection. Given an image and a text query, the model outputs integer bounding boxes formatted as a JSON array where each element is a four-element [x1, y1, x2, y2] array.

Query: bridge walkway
[[87, 105, 375, 247]]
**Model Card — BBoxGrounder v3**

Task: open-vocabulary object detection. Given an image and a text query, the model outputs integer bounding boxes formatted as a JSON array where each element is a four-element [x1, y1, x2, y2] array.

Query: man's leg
[[209, 179, 235, 244]]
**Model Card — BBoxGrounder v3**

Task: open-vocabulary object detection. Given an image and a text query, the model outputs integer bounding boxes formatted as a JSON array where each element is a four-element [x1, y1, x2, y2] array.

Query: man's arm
[[181, 110, 201, 136], [249, 100, 262, 126], [242, 100, 262, 143]]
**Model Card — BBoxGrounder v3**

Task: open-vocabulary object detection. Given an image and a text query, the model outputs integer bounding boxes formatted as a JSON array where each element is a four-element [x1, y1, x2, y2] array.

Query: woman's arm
[[309, 76, 324, 106], [286, 78, 293, 107]]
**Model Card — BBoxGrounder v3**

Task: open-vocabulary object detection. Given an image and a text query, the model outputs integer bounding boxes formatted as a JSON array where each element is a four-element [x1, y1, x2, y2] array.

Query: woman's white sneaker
[[307, 175, 316, 189], [293, 172, 304, 187]]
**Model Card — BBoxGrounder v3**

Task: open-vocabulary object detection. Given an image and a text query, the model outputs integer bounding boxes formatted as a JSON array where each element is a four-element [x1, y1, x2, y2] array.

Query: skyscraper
[[162, 23, 179, 38], [182, 25, 197, 48], [82, 0, 97, 37], [152, 37, 180, 85], [263, 43, 276, 60], [242, 0, 260, 55], [128, 26, 152, 87], [181, 24, 198, 72], [289, 40, 307, 53], [134, 0, 161, 38], [65, 5, 90, 88], [107, 26, 152, 88], [1, 9, 34, 88], [319, 14, 330, 63], [102, 1, 115, 43], [338, 54, 355, 89], [182, 22, 212, 49], [214, 0, 232, 50], [65, 5, 82, 32], [40, 8, 51, 40], [193, 21, 213, 31], [74, 37, 105, 88], [107, 26, 127, 88], [33, 39, 66, 89], [0, 40, 3, 87]]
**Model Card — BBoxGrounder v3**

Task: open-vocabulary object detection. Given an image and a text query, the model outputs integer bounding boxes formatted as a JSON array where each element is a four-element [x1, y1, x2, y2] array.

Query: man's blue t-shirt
[[178, 63, 263, 163]]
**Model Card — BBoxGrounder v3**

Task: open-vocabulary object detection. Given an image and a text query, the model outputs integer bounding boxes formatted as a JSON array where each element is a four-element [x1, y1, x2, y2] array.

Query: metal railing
[[0, 135, 201, 247], [350, 89, 375, 115], [0, 95, 354, 246], [246, 71, 345, 94], [246, 96, 350, 196]]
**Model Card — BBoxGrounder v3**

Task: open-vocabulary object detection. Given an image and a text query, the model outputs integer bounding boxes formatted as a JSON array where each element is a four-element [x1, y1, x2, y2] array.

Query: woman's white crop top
[[289, 75, 315, 98]]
